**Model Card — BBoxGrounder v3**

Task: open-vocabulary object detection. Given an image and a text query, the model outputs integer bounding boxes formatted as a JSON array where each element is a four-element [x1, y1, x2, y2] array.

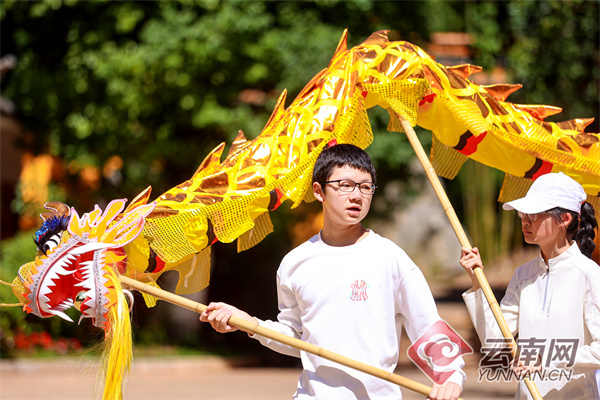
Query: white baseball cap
[[503, 172, 587, 214]]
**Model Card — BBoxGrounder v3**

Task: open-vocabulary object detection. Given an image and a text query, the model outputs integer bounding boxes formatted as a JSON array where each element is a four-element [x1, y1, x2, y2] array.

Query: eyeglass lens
[[332, 180, 375, 194], [518, 212, 539, 221]]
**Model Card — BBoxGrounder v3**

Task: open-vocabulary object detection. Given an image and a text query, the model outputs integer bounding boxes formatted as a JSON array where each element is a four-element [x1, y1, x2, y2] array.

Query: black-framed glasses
[[517, 211, 548, 221], [320, 179, 377, 195]]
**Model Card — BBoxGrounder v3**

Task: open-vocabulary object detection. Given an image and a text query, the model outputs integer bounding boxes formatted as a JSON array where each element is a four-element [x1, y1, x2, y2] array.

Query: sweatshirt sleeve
[[555, 268, 600, 374], [462, 279, 520, 349], [398, 266, 467, 388], [250, 268, 302, 358]]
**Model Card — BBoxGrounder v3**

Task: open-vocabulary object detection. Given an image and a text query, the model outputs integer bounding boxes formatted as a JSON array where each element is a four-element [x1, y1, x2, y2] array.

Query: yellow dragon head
[[14, 199, 155, 332], [8, 199, 156, 399]]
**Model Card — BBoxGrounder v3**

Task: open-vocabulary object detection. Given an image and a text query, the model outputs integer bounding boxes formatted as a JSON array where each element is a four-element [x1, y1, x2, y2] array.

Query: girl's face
[[520, 212, 566, 249]]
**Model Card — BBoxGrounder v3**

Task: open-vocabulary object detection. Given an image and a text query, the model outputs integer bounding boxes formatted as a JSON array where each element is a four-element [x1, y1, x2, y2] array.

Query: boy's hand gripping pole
[[119, 275, 464, 400], [399, 117, 543, 400]]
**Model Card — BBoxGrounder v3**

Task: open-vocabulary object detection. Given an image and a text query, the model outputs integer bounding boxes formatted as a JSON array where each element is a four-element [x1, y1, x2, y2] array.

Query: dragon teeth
[[44, 264, 70, 284], [57, 299, 74, 310], [39, 294, 51, 313], [77, 304, 95, 324], [74, 280, 90, 288], [49, 309, 73, 323], [76, 266, 95, 290], [77, 282, 93, 290], [80, 261, 94, 276], [39, 285, 52, 298], [83, 296, 94, 308]]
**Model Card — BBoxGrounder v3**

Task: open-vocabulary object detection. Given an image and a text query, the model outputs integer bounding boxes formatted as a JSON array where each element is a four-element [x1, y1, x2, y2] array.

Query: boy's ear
[[313, 181, 325, 203]]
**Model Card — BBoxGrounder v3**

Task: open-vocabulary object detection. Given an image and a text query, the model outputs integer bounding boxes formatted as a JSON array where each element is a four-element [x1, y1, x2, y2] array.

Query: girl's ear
[[313, 181, 325, 203], [561, 212, 574, 228]]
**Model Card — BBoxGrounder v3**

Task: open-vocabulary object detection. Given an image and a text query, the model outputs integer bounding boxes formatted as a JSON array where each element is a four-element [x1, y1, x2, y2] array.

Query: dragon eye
[[43, 234, 61, 253]]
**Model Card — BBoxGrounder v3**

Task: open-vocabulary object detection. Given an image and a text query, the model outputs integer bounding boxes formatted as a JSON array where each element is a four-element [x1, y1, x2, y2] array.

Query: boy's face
[[313, 165, 374, 229]]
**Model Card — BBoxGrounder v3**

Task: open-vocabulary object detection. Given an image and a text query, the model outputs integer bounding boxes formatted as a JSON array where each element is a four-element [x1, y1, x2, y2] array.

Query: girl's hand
[[460, 247, 483, 290], [510, 354, 542, 379]]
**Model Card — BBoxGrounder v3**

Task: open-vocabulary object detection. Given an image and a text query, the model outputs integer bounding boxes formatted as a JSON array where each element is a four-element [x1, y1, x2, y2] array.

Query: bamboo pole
[[399, 118, 542, 400], [119, 275, 463, 399]]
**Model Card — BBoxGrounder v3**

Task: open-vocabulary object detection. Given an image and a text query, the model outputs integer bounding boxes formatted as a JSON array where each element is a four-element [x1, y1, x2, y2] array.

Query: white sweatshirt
[[253, 230, 466, 399], [463, 243, 600, 399]]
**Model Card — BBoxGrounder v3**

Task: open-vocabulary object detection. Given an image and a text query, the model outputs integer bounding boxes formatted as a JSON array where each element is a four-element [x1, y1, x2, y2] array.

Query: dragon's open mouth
[[35, 241, 115, 323]]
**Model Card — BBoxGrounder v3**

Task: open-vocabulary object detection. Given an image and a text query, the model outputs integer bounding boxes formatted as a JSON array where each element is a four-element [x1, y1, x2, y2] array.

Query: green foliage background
[[1, 0, 597, 359]]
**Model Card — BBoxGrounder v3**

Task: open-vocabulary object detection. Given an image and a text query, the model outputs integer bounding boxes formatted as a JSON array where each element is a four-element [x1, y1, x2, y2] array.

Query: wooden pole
[[399, 118, 543, 400], [119, 275, 463, 399]]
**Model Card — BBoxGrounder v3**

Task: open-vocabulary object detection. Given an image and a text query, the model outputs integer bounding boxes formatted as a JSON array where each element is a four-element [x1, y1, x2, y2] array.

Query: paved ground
[[1, 355, 517, 400], [1, 302, 521, 399]]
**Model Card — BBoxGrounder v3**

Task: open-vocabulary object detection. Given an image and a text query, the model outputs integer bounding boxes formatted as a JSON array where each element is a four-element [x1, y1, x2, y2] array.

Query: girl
[[461, 172, 599, 399]]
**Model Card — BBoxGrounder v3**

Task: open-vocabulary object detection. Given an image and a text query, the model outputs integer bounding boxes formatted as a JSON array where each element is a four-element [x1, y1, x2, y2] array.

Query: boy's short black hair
[[312, 143, 377, 184]]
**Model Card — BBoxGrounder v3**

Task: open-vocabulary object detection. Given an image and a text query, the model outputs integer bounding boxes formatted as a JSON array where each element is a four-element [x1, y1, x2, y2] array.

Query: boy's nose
[[348, 187, 363, 199]]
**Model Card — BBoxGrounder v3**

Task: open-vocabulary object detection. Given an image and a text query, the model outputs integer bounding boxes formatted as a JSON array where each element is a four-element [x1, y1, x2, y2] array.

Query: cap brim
[[502, 197, 556, 213]]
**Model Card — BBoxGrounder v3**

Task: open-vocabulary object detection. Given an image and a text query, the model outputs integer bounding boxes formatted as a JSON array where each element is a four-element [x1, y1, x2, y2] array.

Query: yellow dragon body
[[5, 30, 599, 399]]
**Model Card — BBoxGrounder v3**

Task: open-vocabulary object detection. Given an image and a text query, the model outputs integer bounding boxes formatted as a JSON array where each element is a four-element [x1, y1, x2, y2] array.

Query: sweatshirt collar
[[537, 241, 581, 271], [317, 229, 373, 254]]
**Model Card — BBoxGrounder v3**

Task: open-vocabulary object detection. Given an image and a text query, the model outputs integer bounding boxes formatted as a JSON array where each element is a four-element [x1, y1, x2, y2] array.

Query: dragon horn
[[40, 201, 71, 222]]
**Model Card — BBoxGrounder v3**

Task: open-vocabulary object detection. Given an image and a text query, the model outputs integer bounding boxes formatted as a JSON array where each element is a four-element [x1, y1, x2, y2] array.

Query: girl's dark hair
[[547, 202, 597, 259], [312, 144, 376, 184]]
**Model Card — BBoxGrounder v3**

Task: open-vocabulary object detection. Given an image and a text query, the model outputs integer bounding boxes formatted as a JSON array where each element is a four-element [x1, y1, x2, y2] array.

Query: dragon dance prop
[[3, 29, 598, 399]]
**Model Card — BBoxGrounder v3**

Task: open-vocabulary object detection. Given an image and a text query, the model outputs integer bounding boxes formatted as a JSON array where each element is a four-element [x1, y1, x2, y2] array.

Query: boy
[[201, 144, 465, 399]]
